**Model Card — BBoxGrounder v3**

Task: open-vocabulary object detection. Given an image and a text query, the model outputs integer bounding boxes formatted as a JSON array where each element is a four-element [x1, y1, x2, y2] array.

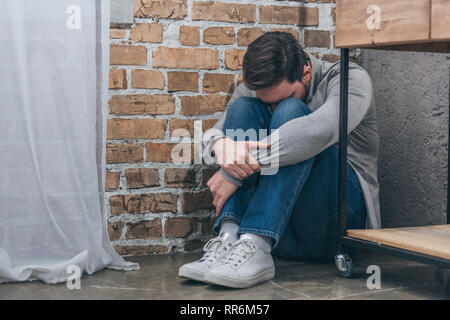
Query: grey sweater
[[202, 53, 381, 229]]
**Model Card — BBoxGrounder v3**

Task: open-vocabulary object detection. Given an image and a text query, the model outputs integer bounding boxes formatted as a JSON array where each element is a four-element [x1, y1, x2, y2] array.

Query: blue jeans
[[212, 97, 367, 262]]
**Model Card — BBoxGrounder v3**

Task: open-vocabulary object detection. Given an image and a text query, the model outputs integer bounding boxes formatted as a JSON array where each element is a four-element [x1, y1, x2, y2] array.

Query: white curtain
[[0, 0, 139, 284]]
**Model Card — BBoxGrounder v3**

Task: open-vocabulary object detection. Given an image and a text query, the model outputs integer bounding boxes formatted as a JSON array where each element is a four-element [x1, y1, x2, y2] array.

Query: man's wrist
[[220, 168, 243, 187]]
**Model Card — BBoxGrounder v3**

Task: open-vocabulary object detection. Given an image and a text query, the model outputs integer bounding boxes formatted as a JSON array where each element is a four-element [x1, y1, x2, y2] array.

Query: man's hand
[[212, 137, 270, 180], [207, 170, 239, 216]]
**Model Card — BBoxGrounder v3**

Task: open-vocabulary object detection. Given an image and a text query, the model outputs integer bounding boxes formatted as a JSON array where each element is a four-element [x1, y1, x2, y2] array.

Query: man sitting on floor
[[178, 32, 381, 288]]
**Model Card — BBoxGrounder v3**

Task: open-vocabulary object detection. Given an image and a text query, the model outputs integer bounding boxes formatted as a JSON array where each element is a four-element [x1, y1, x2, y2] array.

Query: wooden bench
[[347, 225, 450, 260], [335, 0, 450, 53], [334, 0, 450, 275]]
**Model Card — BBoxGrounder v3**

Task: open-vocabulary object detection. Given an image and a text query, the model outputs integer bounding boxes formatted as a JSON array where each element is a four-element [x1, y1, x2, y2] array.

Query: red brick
[[179, 25, 200, 46], [110, 45, 147, 65], [109, 69, 127, 90], [107, 119, 167, 139], [106, 143, 144, 164], [165, 218, 197, 238], [110, 29, 125, 39], [153, 47, 219, 70], [304, 30, 330, 48], [110, 193, 178, 214], [109, 195, 125, 215], [108, 221, 124, 241], [204, 27, 234, 45], [125, 168, 160, 189], [180, 189, 214, 213], [167, 72, 199, 92], [180, 95, 230, 115], [169, 119, 195, 137], [125, 219, 162, 240], [192, 2, 256, 23], [109, 95, 175, 115], [130, 23, 163, 43], [164, 168, 196, 188], [106, 171, 120, 191], [321, 54, 340, 63], [131, 69, 164, 89], [134, 0, 188, 19], [146, 142, 194, 163], [146, 142, 174, 162], [236, 74, 244, 87], [237, 28, 264, 46], [202, 119, 219, 133], [225, 49, 246, 70], [203, 73, 234, 93], [259, 6, 319, 26]]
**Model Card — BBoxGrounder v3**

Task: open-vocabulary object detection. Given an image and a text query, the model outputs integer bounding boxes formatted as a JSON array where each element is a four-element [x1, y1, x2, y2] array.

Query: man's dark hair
[[242, 32, 309, 91]]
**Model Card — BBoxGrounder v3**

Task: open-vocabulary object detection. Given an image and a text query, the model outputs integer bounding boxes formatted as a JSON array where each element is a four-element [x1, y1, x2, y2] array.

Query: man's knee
[[270, 97, 311, 129], [227, 97, 266, 119], [224, 97, 268, 131]]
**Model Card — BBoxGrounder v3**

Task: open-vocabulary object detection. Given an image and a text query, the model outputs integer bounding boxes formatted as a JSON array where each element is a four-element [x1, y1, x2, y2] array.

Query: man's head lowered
[[242, 32, 313, 107]]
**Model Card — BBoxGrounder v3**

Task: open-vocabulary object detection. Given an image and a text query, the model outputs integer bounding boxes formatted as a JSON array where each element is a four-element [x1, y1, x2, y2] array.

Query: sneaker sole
[[204, 268, 275, 289], [178, 267, 205, 282]]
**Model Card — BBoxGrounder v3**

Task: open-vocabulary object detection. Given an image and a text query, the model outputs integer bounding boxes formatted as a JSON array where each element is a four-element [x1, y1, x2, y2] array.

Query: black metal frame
[[337, 48, 450, 268], [341, 237, 450, 269]]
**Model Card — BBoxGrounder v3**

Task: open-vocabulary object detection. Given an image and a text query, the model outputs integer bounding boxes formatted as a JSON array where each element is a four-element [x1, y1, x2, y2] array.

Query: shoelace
[[199, 237, 231, 264], [221, 238, 257, 268]]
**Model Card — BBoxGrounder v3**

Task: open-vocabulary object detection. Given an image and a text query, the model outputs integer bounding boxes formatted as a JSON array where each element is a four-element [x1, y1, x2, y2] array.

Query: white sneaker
[[204, 234, 275, 288], [178, 233, 235, 282]]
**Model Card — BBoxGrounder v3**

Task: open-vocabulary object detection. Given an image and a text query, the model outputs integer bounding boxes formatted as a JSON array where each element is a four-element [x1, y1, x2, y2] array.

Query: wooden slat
[[347, 225, 450, 260], [431, 0, 450, 41], [367, 42, 450, 53], [335, 0, 431, 48]]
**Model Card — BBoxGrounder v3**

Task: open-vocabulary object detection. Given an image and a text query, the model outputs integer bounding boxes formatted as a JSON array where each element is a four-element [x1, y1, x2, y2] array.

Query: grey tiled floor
[[1, 250, 449, 300]]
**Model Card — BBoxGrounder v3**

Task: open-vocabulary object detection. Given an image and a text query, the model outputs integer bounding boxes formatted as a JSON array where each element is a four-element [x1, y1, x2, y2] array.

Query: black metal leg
[[338, 48, 350, 252], [335, 49, 351, 278]]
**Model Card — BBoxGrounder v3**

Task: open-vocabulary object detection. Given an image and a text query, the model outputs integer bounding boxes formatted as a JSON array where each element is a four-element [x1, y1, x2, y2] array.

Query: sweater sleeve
[[252, 68, 373, 168]]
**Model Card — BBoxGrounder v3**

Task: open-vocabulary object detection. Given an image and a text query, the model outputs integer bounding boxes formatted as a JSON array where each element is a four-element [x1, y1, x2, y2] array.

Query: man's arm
[[202, 82, 256, 186], [251, 68, 373, 167]]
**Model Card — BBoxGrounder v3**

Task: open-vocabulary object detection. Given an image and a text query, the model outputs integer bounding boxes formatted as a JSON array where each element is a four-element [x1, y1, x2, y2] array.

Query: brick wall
[[107, 0, 342, 257]]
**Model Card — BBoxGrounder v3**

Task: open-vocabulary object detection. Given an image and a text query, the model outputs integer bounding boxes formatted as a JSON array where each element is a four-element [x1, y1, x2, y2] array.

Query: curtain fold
[[0, 0, 139, 284]]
